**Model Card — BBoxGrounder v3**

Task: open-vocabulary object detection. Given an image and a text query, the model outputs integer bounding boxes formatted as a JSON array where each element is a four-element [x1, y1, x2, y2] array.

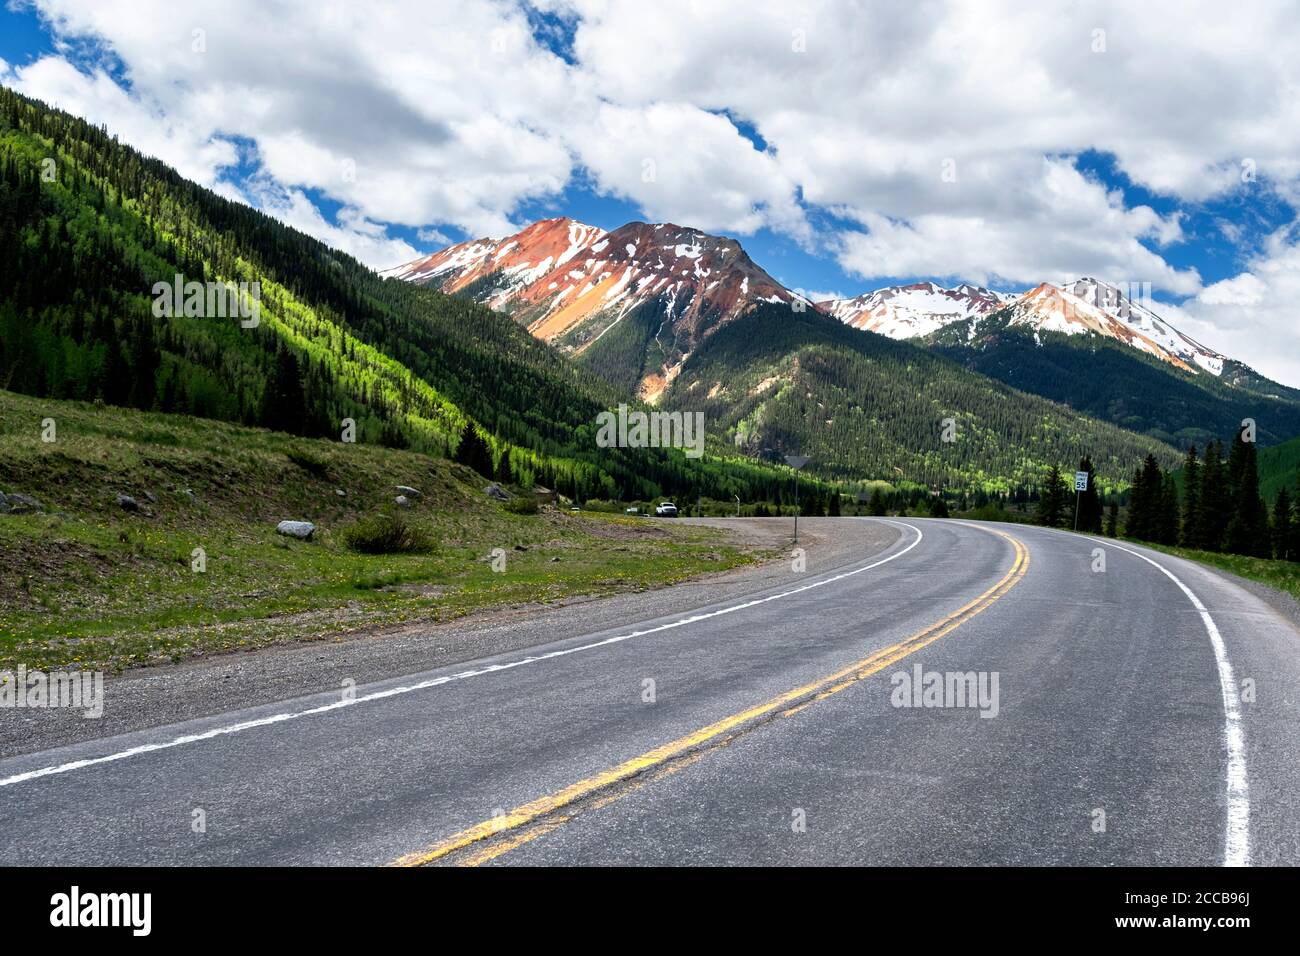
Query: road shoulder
[[0, 517, 899, 758]]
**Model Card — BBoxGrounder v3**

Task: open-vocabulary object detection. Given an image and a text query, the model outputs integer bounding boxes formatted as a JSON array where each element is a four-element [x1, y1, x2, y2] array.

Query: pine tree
[[455, 422, 494, 478], [868, 487, 887, 516], [1272, 487, 1293, 561], [1197, 440, 1227, 551], [494, 446, 514, 485], [1291, 468, 1300, 563], [126, 315, 160, 410], [828, 490, 841, 516], [1036, 466, 1067, 527], [259, 342, 306, 435], [1124, 467, 1145, 539], [1180, 445, 1201, 548], [1125, 456, 1159, 541], [1158, 473, 1180, 545], [1225, 437, 1268, 557], [1105, 498, 1118, 537], [1289, 492, 1300, 562]]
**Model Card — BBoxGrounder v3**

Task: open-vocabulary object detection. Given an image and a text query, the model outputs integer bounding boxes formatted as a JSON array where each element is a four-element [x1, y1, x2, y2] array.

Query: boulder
[[0, 491, 8, 514], [334, 488, 347, 498], [276, 520, 316, 540], [394, 495, 412, 509], [6, 493, 42, 514], [116, 494, 139, 512], [484, 482, 510, 501], [395, 485, 421, 499]]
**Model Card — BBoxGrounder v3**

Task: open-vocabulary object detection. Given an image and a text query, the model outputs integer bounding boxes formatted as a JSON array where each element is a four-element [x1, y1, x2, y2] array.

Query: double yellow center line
[[392, 525, 1029, 867]]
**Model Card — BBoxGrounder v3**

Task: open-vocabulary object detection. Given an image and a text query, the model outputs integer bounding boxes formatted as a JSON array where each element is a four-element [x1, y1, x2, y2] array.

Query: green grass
[[1134, 542, 1300, 604], [0, 390, 766, 672]]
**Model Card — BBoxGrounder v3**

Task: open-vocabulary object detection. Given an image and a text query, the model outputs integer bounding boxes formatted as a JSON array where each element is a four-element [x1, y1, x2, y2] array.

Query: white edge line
[[1042, 527, 1249, 868], [0, 520, 925, 789]]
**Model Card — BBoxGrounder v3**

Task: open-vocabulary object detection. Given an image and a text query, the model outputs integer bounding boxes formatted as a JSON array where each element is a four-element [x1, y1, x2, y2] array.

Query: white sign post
[[1073, 470, 1089, 531]]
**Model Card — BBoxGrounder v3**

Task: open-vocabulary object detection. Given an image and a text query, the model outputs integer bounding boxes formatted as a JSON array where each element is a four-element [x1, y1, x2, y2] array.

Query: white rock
[[276, 520, 316, 540]]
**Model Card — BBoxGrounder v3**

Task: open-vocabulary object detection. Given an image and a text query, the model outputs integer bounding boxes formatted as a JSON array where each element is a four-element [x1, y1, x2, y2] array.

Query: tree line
[[1032, 426, 1299, 561]]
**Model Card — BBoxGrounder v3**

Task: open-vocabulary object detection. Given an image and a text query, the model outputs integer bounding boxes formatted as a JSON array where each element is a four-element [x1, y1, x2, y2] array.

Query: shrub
[[503, 495, 539, 515], [341, 511, 433, 554], [286, 447, 330, 477]]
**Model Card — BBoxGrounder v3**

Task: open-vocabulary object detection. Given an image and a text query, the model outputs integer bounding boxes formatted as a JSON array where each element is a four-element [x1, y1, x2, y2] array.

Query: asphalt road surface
[[3, 518, 1299, 866]]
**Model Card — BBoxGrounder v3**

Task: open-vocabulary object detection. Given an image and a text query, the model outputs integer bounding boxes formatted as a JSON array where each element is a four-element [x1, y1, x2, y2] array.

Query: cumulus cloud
[[10, 55, 237, 184], [7, 0, 1300, 357], [1165, 228, 1300, 388], [833, 159, 1200, 293], [242, 180, 421, 270], [573, 102, 808, 239]]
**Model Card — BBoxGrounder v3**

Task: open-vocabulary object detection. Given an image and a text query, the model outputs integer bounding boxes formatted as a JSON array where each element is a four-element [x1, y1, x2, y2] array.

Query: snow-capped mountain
[[383, 217, 812, 400], [1057, 278, 1225, 375], [819, 282, 1012, 338], [989, 282, 1202, 373], [385, 217, 1236, 389], [380, 217, 606, 307], [821, 277, 1226, 377]]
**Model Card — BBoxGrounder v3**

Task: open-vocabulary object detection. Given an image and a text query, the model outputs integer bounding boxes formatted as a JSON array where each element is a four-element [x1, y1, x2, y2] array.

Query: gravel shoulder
[[0, 517, 898, 758]]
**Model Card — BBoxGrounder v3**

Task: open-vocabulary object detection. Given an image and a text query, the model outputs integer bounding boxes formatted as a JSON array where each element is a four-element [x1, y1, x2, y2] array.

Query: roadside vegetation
[[1132, 543, 1300, 605], [0, 389, 764, 672]]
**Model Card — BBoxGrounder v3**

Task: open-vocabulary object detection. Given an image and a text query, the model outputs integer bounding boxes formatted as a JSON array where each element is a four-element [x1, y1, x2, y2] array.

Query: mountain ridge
[[386, 216, 812, 399], [389, 220, 1272, 395]]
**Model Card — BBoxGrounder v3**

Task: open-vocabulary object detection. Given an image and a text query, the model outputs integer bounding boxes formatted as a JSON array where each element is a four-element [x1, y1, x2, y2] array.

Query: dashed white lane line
[[0, 520, 926, 790]]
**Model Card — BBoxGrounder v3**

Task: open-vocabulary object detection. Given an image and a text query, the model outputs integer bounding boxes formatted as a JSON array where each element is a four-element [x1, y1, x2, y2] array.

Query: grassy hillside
[[663, 305, 1182, 488], [0, 389, 763, 672], [0, 85, 804, 506]]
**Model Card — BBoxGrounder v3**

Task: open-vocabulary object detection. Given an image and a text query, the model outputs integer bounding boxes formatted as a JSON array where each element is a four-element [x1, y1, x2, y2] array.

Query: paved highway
[[3, 518, 1298, 866]]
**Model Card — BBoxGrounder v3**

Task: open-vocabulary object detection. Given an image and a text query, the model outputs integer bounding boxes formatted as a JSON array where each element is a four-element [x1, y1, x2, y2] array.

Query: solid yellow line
[[391, 526, 1028, 867]]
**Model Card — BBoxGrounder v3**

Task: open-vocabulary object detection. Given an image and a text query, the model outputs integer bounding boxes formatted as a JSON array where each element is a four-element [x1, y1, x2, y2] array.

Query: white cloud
[[1162, 227, 1300, 388], [832, 159, 1200, 294], [20, 0, 580, 242], [11, 55, 237, 184], [799, 289, 847, 304], [417, 226, 453, 247], [573, 102, 808, 239], [242, 180, 420, 270], [9, 0, 1300, 329]]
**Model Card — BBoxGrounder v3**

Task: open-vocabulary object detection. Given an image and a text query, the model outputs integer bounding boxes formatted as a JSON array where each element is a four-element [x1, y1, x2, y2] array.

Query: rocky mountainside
[[384, 217, 812, 399]]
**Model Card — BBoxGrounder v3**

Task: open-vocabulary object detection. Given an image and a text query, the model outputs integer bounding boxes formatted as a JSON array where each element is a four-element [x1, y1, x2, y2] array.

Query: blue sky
[[3, 0, 1299, 384]]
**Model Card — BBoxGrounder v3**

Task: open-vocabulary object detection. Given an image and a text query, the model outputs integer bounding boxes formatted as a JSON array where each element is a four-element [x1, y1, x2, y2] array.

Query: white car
[[655, 501, 679, 517]]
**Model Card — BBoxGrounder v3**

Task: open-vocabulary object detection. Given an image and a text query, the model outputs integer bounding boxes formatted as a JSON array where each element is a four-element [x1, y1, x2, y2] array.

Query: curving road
[[2, 518, 1299, 866]]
